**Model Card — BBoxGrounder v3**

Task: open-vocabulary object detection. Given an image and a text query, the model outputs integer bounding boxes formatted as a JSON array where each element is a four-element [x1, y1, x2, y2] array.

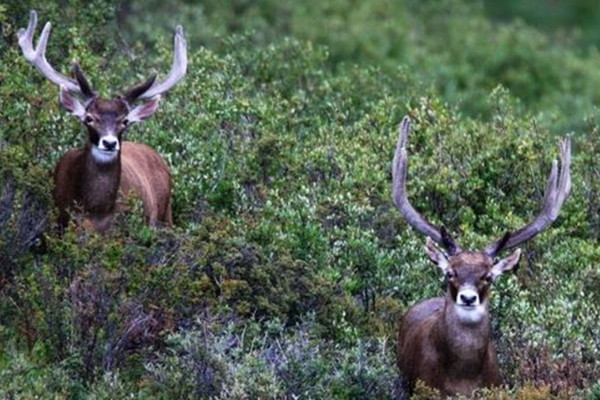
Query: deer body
[[397, 264, 502, 396], [391, 117, 571, 397], [54, 142, 172, 233], [18, 10, 186, 233]]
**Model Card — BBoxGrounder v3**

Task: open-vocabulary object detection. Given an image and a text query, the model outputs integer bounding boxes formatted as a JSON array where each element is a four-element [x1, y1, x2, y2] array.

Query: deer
[[18, 10, 187, 233], [392, 116, 571, 397]]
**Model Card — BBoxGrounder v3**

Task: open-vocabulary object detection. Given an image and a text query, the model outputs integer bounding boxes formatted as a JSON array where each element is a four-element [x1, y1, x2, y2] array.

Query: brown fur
[[120, 142, 172, 226], [54, 141, 172, 233], [19, 11, 183, 234], [397, 252, 503, 397]]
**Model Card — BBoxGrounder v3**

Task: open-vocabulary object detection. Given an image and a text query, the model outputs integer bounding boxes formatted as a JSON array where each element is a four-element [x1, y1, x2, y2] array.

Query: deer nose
[[101, 137, 118, 151], [459, 293, 477, 306]]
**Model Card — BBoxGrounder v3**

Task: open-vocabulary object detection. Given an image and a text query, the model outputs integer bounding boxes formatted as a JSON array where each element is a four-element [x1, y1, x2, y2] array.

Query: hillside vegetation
[[0, 0, 599, 399]]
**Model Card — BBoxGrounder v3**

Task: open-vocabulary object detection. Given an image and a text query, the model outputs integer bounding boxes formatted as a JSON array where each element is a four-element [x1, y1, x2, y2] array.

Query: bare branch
[[122, 75, 157, 104], [17, 10, 81, 94], [392, 116, 461, 253], [136, 25, 187, 100], [485, 136, 572, 256], [72, 63, 95, 100]]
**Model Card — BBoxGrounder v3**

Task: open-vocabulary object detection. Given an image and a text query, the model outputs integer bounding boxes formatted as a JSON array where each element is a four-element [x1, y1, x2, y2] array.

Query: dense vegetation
[[1, 0, 599, 398]]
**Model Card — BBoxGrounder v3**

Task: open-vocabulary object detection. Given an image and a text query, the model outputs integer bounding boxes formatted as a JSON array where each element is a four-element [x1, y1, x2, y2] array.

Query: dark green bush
[[141, 314, 400, 400], [0, 0, 599, 398]]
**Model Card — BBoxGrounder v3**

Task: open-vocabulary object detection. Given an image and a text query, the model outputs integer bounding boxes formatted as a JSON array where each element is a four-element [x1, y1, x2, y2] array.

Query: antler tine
[[485, 136, 572, 256], [392, 116, 461, 253], [17, 10, 81, 94], [137, 25, 188, 100]]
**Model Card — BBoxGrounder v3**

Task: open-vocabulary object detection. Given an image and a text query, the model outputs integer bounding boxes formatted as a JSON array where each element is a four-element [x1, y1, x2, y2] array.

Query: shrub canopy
[[0, 0, 599, 398]]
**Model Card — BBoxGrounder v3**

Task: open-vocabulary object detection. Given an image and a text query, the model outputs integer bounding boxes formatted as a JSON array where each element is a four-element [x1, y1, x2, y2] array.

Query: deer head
[[18, 10, 185, 232], [393, 116, 571, 289], [424, 235, 521, 324], [18, 10, 187, 164]]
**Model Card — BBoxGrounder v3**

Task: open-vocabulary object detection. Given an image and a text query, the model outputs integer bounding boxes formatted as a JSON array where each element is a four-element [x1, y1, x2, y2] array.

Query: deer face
[[392, 116, 570, 324], [80, 98, 128, 162], [58, 68, 160, 164], [425, 238, 521, 324]]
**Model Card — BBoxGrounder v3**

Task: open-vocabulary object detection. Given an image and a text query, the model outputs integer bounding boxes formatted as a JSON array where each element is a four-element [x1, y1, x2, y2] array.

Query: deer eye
[[84, 115, 94, 124], [121, 119, 129, 127], [483, 274, 493, 284], [445, 270, 455, 280]]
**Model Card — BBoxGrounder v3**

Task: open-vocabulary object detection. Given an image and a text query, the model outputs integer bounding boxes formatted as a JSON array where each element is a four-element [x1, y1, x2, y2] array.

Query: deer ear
[[490, 248, 521, 281], [59, 86, 85, 119], [127, 95, 161, 123], [425, 237, 449, 272]]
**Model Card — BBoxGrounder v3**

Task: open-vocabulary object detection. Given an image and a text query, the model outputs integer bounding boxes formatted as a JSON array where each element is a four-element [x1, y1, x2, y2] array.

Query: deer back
[[120, 142, 172, 226], [397, 297, 444, 384]]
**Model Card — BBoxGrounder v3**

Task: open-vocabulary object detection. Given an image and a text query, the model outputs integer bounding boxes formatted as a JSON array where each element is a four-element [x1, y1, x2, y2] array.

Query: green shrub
[[588, 381, 600, 400], [1, 0, 599, 398], [142, 314, 400, 400]]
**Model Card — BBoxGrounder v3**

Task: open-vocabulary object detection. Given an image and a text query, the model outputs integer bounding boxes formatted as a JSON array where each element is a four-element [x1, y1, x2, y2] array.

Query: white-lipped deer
[[18, 10, 187, 233], [392, 117, 571, 397]]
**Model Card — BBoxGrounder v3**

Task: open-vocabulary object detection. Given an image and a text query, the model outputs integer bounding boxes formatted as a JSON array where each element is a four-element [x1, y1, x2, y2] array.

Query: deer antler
[[17, 10, 82, 95], [485, 136, 572, 256], [392, 116, 462, 254], [134, 25, 187, 100], [19, 10, 187, 103]]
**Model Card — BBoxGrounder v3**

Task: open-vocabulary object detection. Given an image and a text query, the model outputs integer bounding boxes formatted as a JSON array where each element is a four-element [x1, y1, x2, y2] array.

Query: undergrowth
[[0, 0, 599, 398]]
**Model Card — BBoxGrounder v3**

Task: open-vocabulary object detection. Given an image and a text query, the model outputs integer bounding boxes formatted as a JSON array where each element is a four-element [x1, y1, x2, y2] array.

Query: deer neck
[[81, 146, 121, 215], [435, 295, 491, 372]]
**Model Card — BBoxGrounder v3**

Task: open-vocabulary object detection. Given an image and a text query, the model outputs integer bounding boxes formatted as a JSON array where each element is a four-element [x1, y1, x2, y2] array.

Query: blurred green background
[[485, 0, 600, 47], [0, 0, 599, 399]]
